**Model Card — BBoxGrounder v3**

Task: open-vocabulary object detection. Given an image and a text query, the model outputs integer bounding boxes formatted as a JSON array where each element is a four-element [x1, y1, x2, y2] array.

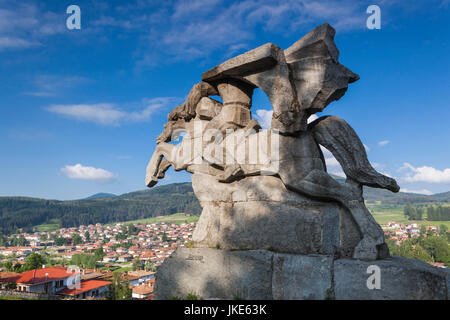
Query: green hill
[[0, 183, 201, 235], [83, 193, 117, 200], [431, 191, 450, 201]]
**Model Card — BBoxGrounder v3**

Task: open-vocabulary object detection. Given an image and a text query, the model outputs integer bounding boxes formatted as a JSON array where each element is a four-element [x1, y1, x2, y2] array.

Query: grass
[[115, 266, 133, 273], [34, 218, 60, 232], [110, 213, 200, 226], [0, 296, 35, 300], [369, 205, 450, 228]]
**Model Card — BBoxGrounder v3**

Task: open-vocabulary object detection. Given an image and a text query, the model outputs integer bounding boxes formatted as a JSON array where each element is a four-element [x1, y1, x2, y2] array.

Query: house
[[59, 280, 111, 299], [13, 267, 76, 294], [132, 283, 153, 299], [127, 270, 155, 285], [116, 247, 128, 254], [81, 271, 105, 281], [117, 254, 132, 263], [0, 271, 20, 289], [103, 254, 117, 263]]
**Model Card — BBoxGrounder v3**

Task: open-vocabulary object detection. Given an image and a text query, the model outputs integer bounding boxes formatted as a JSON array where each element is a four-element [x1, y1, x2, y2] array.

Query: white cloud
[[0, 3, 66, 51], [254, 109, 273, 129], [400, 162, 450, 183], [325, 156, 340, 167], [22, 75, 90, 97], [61, 164, 116, 183], [134, 0, 371, 66], [378, 140, 390, 147], [0, 36, 40, 50], [47, 97, 176, 126], [320, 146, 332, 158], [307, 114, 318, 124], [47, 103, 125, 126], [400, 188, 433, 196]]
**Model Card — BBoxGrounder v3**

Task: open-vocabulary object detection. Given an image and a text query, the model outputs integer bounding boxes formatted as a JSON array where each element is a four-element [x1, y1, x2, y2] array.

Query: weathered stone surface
[[284, 23, 359, 114], [334, 256, 450, 300], [272, 253, 333, 300], [202, 43, 279, 82], [147, 23, 401, 263], [195, 97, 222, 120], [284, 23, 339, 63], [192, 173, 361, 256], [154, 248, 274, 300], [154, 249, 449, 300]]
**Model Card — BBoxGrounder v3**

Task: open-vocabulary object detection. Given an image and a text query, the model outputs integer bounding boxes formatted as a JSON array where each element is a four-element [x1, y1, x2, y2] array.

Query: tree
[[94, 248, 105, 261], [421, 236, 450, 263], [13, 262, 23, 272], [4, 261, 13, 272], [40, 234, 48, 241], [389, 240, 433, 263], [404, 204, 413, 218], [132, 259, 143, 271], [0, 233, 6, 246], [127, 224, 138, 235], [70, 254, 97, 269], [84, 231, 90, 242], [419, 225, 427, 236], [24, 253, 47, 271], [439, 224, 448, 235], [145, 261, 158, 272], [16, 235, 28, 246], [5, 282, 17, 290], [72, 234, 82, 245], [55, 237, 66, 246], [107, 273, 132, 300], [115, 233, 127, 241]]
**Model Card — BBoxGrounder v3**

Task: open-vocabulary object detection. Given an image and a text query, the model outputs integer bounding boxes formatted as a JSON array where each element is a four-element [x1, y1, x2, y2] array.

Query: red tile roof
[[0, 271, 20, 283], [16, 267, 75, 285], [0, 271, 19, 279], [132, 284, 153, 295], [59, 280, 111, 296]]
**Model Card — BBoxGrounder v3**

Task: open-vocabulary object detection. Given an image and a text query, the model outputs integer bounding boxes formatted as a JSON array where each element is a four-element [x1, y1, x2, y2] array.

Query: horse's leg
[[145, 143, 177, 187], [215, 121, 264, 182], [156, 159, 171, 179], [280, 169, 386, 260]]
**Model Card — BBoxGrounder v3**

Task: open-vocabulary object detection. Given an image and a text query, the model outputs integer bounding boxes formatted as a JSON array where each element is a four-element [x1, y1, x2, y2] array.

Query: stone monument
[[145, 24, 449, 300]]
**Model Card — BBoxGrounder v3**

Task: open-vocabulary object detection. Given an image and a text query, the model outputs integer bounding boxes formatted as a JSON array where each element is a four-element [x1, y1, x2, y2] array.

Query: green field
[[369, 205, 450, 228], [112, 213, 200, 226], [33, 219, 60, 232]]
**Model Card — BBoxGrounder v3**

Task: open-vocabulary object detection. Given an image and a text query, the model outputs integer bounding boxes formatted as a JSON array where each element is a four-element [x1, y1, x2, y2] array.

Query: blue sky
[[0, 0, 449, 200]]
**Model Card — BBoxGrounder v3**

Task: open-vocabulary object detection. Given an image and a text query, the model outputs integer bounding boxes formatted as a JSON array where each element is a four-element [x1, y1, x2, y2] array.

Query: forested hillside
[[0, 183, 201, 235]]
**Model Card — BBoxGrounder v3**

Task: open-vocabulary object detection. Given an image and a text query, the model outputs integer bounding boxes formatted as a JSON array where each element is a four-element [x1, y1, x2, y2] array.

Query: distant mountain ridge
[[0, 180, 448, 235], [83, 193, 117, 200]]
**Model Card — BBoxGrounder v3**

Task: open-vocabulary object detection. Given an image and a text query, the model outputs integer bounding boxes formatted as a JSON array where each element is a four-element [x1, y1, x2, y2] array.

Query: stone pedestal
[[154, 248, 450, 300], [192, 174, 361, 258]]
